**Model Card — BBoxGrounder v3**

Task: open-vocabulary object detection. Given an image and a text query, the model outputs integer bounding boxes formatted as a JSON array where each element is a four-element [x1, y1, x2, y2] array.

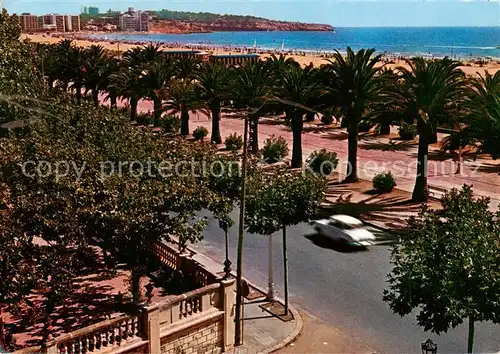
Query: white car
[[310, 214, 376, 247]]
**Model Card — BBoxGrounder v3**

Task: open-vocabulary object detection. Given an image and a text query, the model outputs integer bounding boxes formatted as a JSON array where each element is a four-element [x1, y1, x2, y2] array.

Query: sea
[[90, 27, 500, 59]]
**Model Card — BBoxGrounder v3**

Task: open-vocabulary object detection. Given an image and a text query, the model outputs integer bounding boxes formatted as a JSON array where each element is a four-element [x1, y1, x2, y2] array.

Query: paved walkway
[[278, 312, 375, 354], [216, 116, 500, 211], [124, 94, 500, 211], [189, 241, 375, 354]]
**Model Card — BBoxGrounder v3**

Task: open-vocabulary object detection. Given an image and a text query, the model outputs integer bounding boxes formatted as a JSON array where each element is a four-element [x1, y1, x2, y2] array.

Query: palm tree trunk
[[345, 121, 359, 182], [75, 85, 82, 103], [180, 105, 190, 136], [130, 98, 138, 122], [412, 128, 429, 202], [291, 113, 303, 168], [92, 89, 99, 107], [211, 103, 222, 144], [153, 97, 162, 127], [110, 93, 117, 110], [380, 121, 391, 135], [429, 121, 438, 144], [130, 267, 141, 302], [305, 111, 315, 122], [249, 116, 259, 154]]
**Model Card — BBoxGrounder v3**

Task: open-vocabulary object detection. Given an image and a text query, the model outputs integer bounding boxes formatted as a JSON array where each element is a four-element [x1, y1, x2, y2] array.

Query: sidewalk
[[188, 244, 302, 354], [217, 116, 500, 211], [192, 244, 375, 354], [278, 312, 376, 354]]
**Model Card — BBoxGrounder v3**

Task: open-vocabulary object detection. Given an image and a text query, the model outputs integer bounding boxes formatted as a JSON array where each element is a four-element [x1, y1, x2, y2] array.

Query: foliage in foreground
[[225, 133, 244, 152], [262, 135, 289, 163], [372, 171, 396, 193], [307, 149, 338, 176], [383, 185, 500, 353]]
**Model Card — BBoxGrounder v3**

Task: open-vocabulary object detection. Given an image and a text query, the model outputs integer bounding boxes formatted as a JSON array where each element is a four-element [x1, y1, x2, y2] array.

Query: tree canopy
[[383, 185, 500, 353]]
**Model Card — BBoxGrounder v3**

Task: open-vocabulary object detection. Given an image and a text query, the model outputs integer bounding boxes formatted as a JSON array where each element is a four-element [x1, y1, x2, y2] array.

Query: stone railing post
[[177, 252, 190, 272], [45, 344, 57, 354], [221, 279, 236, 351], [144, 307, 160, 354]]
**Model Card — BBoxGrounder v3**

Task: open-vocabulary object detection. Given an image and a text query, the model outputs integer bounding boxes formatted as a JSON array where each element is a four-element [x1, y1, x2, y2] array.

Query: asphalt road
[[193, 210, 500, 353]]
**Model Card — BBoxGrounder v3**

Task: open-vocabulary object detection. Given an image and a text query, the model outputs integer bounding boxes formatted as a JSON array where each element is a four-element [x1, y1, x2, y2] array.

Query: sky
[[3, 0, 500, 27]]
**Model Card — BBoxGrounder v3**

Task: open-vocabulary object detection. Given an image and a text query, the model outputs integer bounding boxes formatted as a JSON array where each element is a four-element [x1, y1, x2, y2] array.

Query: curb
[[225, 270, 304, 354]]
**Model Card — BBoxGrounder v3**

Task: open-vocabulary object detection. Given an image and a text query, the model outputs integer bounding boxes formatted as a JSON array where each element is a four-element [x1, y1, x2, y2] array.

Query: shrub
[[224, 133, 243, 152], [307, 149, 338, 176], [358, 120, 373, 133], [193, 126, 208, 140], [441, 130, 470, 152], [372, 172, 397, 193], [398, 122, 417, 140], [136, 112, 152, 126], [160, 114, 181, 134], [262, 135, 289, 163], [321, 114, 333, 125]]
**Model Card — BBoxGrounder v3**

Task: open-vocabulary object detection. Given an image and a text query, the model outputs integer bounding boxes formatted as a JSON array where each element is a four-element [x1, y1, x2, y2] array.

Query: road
[[193, 210, 500, 353]]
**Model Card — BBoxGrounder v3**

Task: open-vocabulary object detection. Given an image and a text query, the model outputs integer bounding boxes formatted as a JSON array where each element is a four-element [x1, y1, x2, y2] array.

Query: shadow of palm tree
[[474, 162, 500, 174], [302, 125, 335, 134], [360, 140, 417, 152], [259, 118, 285, 126], [324, 131, 349, 141], [320, 183, 421, 230]]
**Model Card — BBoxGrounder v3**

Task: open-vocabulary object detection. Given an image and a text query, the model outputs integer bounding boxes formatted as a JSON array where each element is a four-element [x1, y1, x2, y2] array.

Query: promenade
[[213, 114, 500, 211]]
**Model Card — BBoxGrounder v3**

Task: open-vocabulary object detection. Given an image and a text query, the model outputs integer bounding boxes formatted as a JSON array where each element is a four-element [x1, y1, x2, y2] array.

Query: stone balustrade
[[43, 314, 143, 354], [151, 240, 217, 287], [15, 279, 236, 354], [14, 239, 234, 354]]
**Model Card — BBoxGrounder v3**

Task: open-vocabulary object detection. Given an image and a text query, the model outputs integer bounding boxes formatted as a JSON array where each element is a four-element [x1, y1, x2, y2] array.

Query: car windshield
[[329, 220, 357, 230]]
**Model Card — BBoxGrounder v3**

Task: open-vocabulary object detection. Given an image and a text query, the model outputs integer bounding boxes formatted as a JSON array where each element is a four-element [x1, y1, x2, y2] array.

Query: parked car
[[310, 214, 376, 247]]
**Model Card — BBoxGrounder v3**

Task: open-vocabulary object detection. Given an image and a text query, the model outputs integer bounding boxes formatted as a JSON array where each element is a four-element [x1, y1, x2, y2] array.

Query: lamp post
[[220, 219, 232, 279], [422, 339, 438, 354]]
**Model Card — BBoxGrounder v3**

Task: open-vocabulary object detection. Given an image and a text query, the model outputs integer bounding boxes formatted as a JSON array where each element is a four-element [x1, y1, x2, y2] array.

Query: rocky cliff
[[149, 18, 334, 34]]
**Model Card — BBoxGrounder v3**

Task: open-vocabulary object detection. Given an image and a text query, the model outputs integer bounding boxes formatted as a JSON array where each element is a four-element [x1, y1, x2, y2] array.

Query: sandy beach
[[23, 33, 500, 77]]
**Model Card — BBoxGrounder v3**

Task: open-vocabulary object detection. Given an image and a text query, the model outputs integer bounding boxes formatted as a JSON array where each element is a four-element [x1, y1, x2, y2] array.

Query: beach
[[23, 33, 500, 77]]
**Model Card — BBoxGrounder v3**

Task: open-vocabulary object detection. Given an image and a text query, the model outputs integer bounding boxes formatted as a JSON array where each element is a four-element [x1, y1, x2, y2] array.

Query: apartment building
[[19, 13, 39, 32]]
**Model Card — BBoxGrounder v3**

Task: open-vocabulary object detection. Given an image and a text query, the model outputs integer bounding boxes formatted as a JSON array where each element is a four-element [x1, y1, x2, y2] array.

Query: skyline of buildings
[[17, 6, 150, 33], [19, 13, 81, 32]]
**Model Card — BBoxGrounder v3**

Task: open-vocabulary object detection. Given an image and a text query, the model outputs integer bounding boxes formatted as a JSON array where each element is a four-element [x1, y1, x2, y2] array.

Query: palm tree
[[140, 58, 174, 127], [231, 61, 270, 154], [163, 78, 206, 136], [101, 57, 121, 109], [265, 54, 300, 77], [468, 71, 500, 159], [122, 44, 162, 68], [54, 39, 77, 91], [265, 64, 321, 168], [390, 58, 468, 201], [82, 45, 106, 106], [323, 47, 386, 182], [175, 55, 201, 81], [196, 63, 231, 144], [371, 67, 399, 135], [110, 67, 144, 121], [35, 43, 58, 90], [67, 46, 86, 102]]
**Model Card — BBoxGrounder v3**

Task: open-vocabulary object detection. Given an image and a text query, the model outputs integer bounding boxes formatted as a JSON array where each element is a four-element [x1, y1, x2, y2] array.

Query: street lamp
[[422, 339, 437, 354], [219, 219, 232, 279]]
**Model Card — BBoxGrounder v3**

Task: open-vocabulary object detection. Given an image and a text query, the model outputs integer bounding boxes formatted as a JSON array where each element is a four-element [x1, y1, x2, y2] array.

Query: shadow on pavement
[[304, 233, 369, 253], [360, 140, 417, 152]]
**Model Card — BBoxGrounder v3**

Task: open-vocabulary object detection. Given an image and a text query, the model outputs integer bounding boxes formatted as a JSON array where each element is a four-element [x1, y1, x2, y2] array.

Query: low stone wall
[[160, 317, 223, 354], [14, 240, 236, 354]]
